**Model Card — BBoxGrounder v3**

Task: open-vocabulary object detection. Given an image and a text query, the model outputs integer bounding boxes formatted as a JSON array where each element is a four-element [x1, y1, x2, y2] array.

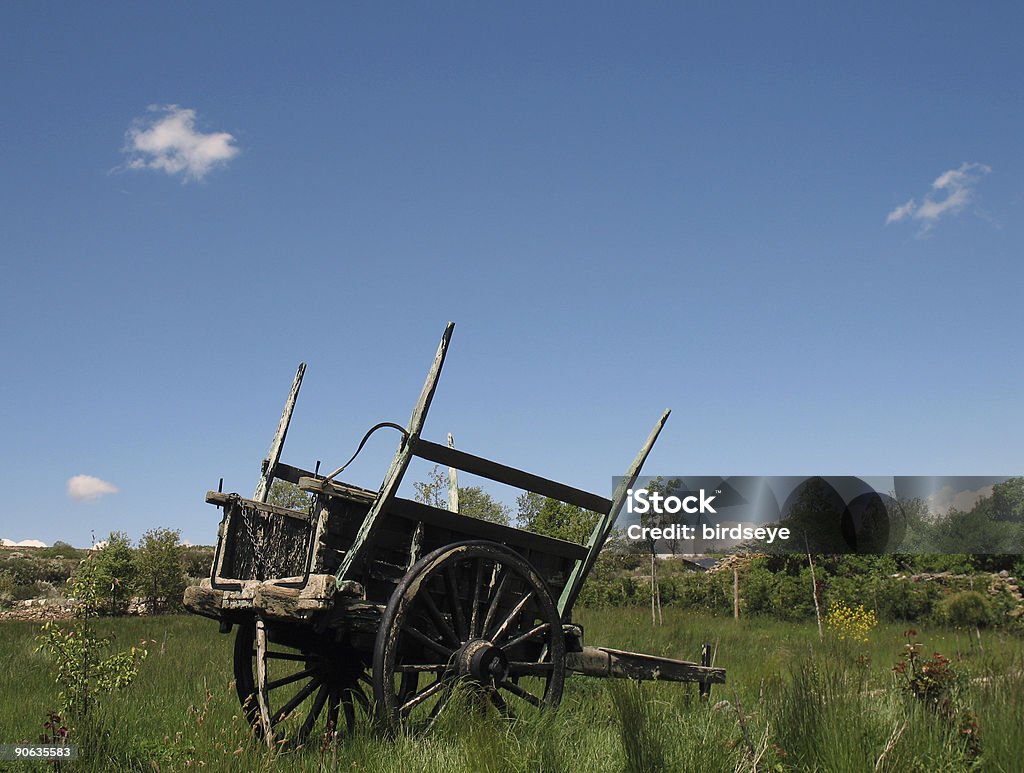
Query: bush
[[0, 569, 15, 606], [872, 577, 938, 621], [79, 532, 136, 615], [938, 590, 994, 628], [826, 601, 878, 643], [134, 527, 186, 613]]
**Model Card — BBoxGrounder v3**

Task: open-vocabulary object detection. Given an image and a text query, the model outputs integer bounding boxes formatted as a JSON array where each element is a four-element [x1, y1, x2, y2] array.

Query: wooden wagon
[[184, 323, 725, 744]]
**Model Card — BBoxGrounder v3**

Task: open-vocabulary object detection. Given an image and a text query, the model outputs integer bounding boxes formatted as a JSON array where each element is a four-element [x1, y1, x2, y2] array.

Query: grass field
[[2, 610, 1021, 772]]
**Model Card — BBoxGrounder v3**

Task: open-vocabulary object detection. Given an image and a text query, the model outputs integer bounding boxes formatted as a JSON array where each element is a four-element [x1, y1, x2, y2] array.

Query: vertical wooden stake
[[447, 432, 459, 513], [733, 567, 740, 620], [650, 552, 656, 626], [699, 643, 712, 699], [255, 618, 274, 746], [806, 536, 823, 641], [254, 363, 305, 503]]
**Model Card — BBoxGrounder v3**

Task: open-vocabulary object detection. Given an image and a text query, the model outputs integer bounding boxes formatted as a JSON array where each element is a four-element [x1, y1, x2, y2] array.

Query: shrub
[[938, 590, 994, 628], [826, 601, 878, 644], [134, 527, 186, 613], [892, 631, 981, 759], [35, 572, 147, 722], [0, 569, 15, 606]]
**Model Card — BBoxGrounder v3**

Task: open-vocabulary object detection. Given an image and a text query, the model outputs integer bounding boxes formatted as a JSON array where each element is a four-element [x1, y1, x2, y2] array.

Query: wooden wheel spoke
[[499, 679, 543, 708], [420, 586, 461, 647], [341, 691, 356, 732], [480, 569, 509, 636], [469, 558, 485, 638], [266, 666, 318, 691], [507, 661, 555, 676], [489, 687, 516, 718], [399, 677, 447, 716], [502, 622, 551, 651], [375, 543, 566, 735], [490, 592, 534, 643], [271, 677, 322, 725], [265, 650, 317, 662], [298, 683, 330, 740], [395, 663, 448, 673], [402, 623, 454, 659], [349, 684, 371, 712], [326, 689, 341, 734], [346, 679, 374, 716], [421, 680, 456, 733], [445, 566, 469, 641]]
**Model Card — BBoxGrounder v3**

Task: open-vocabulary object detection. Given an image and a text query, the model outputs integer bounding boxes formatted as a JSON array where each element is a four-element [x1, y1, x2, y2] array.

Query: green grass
[[2, 610, 1021, 772]]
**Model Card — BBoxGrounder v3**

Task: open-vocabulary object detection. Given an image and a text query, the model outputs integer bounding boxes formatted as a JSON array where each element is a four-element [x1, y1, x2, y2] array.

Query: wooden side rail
[[566, 646, 726, 685], [206, 491, 311, 522], [413, 438, 612, 514]]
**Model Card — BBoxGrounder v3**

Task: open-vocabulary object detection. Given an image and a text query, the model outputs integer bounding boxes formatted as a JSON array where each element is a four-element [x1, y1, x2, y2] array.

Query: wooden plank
[[566, 646, 726, 684], [271, 461, 315, 486], [447, 433, 459, 513], [336, 323, 455, 582], [558, 410, 670, 617], [414, 438, 612, 514], [298, 476, 376, 504], [388, 497, 588, 562], [254, 363, 306, 503], [206, 491, 311, 522], [182, 583, 224, 620]]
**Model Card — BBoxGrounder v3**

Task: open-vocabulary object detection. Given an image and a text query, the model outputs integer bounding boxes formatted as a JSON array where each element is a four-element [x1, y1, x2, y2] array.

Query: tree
[[991, 477, 1024, 522], [414, 465, 512, 524], [413, 466, 449, 509], [82, 531, 135, 615], [134, 527, 186, 613], [267, 480, 312, 511], [516, 491, 544, 529], [517, 492, 599, 544], [457, 486, 511, 525]]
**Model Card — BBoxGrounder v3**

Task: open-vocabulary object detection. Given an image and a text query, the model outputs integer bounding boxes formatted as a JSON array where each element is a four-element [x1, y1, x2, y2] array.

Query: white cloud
[[67, 475, 119, 502], [927, 483, 993, 515], [885, 199, 916, 225], [885, 162, 991, 235], [124, 105, 239, 181]]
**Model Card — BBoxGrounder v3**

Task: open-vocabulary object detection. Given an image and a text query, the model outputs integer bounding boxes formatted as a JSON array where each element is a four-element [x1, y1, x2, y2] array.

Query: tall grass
[[1, 609, 1021, 771]]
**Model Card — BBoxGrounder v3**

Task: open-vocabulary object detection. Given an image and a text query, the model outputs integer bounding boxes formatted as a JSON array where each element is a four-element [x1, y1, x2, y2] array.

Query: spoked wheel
[[373, 541, 566, 735], [233, 619, 373, 746]]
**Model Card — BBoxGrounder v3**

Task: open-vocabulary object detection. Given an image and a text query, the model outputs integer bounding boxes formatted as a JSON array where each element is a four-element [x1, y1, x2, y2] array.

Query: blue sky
[[2, 3, 1021, 547]]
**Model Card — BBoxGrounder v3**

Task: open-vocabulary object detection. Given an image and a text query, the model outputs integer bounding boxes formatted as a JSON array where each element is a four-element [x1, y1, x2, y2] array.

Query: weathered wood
[[447, 432, 459, 513], [297, 476, 376, 504], [253, 574, 336, 620], [372, 541, 566, 734], [271, 461, 316, 486], [336, 323, 455, 582], [183, 582, 224, 620], [221, 581, 261, 610], [558, 410, 670, 617], [254, 619, 274, 745], [323, 598, 385, 632], [206, 491, 311, 521], [254, 363, 305, 503], [414, 439, 612, 514], [699, 643, 713, 698], [565, 646, 726, 684], [388, 497, 588, 562]]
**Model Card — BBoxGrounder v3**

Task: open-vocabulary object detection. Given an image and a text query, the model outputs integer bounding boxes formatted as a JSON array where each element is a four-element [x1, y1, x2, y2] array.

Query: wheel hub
[[457, 639, 509, 686]]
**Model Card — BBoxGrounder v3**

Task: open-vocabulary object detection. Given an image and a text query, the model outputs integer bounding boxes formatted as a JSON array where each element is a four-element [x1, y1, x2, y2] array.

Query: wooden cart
[[184, 323, 724, 744]]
